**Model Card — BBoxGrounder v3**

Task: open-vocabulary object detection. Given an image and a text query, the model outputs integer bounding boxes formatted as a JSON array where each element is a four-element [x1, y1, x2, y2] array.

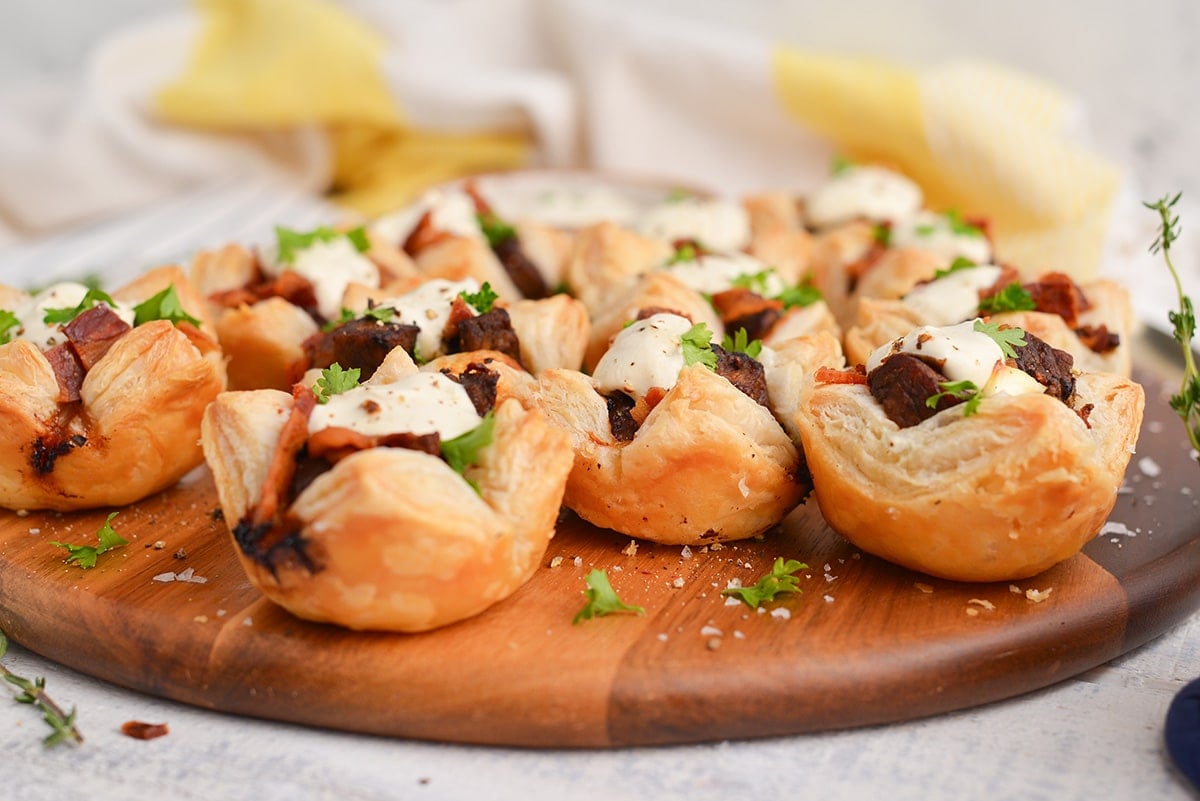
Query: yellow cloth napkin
[[0, 0, 1122, 280]]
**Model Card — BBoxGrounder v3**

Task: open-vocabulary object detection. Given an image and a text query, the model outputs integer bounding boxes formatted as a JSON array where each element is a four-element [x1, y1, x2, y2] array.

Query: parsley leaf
[[944, 208, 984, 238], [322, 308, 357, 332], [914, 223, 936, 237], [932, 257, 977, 281], [314, 363, 361, 403], [664, 187, 693, 203], [872, 222, 892, 247], [721, 328, 763, 359], [440, 411, 495, 492], [978, 283, 1036, 314], [476, 212, 517, 249], [721, 557, 808, 608], [680, 322, 717, 370], [830, 155, 854, 176], [573, 569, 645, 623], [973, 319, 1027, 359], [275, 225, 369, 264], [50, 512, 126, 569], [777, 281, 822, 309], [459, 282, 499, 314], [132, 284, 202, 328], [0, 309, 19, 344], [42, 288, 117, 325], [731, 269, 775, 295], [925, 379, 982, 416], [666, 242, 699, 265]]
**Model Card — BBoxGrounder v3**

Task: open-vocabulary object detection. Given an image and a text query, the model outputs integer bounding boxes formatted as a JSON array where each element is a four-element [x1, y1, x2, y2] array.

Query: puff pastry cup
[[795, 324, 1145, 582], [529, 313, 844, 545], [0, 266, 225, 511], [201, 349, 573, 632]]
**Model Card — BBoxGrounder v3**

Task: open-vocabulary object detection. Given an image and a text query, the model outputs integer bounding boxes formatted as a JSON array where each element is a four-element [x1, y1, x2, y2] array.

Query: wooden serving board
[[1, 335, 1198, 747]]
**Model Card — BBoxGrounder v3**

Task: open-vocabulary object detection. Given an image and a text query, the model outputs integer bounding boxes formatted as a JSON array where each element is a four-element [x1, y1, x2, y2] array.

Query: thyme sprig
[[0, 629, 83, 747], [1144, 192, 1200, 461]]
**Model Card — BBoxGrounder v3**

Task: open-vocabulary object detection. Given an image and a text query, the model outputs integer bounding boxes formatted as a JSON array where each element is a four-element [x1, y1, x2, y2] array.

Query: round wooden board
[[0, 333, 1197, 747]]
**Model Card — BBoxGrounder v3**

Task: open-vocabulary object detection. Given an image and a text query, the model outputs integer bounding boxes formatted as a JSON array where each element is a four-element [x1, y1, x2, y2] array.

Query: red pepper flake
[[121, 720, 170, 740]]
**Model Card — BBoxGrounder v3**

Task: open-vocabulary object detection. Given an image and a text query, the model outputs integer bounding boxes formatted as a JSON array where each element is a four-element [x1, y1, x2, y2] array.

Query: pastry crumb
[[1025, 587, 1053, 603], [914, 582, 934, 594], [621, 540, 638, 557], [967, 598, 995, 611]]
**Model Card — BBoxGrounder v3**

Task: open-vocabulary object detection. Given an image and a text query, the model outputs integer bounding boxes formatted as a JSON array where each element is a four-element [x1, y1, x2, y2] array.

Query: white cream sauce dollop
[[10, 282, 135, 350], [805, 166, 923, 229], [373, 278, 480, 362], [901, 264, 1004, 326], [889, 210, 993, 264], [308, 372, 481, 440], [637, 198, 751, 252], [591, 312, 703, 401], [262, 235, 380, 321]]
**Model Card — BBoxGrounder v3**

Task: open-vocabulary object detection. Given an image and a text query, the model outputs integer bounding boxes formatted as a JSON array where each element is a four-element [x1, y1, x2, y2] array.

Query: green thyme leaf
[[573, 569, 645, 623], [721, 557, 808, 608], [132, 284, 202, 328], [721, 328, 763, 359], [459, 282, 499, 314], [440, 411, 495, 492], [1145, 192, 1200, 462], [680, 322, 718, 370], [925, 379, 982, 416], [0, 309, 19, 344], [978, 283, 1036, 314], [314, 363, 361, 403], [973, 319, 1026, 359], [50, 512, 126, 570], [0, 627, 83, 747], [43, 288, 117, 325]]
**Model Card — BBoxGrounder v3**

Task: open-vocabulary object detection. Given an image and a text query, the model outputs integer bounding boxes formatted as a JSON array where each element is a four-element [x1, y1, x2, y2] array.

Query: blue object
[[1166, 675, 1200, 791]]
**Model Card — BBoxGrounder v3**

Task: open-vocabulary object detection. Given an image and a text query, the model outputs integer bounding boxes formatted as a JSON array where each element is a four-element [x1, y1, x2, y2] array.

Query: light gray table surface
[[1, 2, 1199, 799]]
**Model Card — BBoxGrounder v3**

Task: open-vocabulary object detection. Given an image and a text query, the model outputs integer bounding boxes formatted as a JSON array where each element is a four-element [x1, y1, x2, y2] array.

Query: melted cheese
[[665, 252, 784, 296], [637, 198, 751, 252], [890, 210, 993, 263], [591, 312, 698, 400], [375, 278, 479, 362], [806, 166, 923, 228], [11, 282, 135, 350], [263, 236, 380, 320], [902, 264, 1004, 326], [308, 372, 481, 440]]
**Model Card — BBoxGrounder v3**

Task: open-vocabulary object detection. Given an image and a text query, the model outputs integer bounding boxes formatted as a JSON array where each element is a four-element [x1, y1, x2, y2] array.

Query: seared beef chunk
[[443, 362, 499, 416], [712, 345, 770, 407], [868, 353, 962, 428], [1012, 331, 1075, 402], [210, 271, 321, 320], [605, 391, 639, 442], [492, 237, 549, 299], [63, 305, 132, 369], [1022, 272, 1089, 327], [710, 288, 783, 342], [44, 344, 86, 403], [445, 308, 522, 363], [1074, 324, 1121, 354], [303, 318, 420, 379]]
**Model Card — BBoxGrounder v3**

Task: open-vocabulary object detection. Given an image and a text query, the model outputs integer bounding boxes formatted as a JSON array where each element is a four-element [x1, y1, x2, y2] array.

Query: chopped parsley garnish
[[872, 222, 892, 247], [978, 283, 1036, 314], [778, 281, 823, 309], [731, 269, 775, 295], [666, 242, 699, 265], [721, 557, 807, 608], [932, 256, 978, 281], [50, 512, 126, 569], [275, 225, 369, 264], [944, 208, 984, 238], [314, 363, 360, 403], [459, 282, 498, 314], [476, 212, 517, 249], [926, 379, 982, 416], [914, 223, 937, 237], [42, 288, 118, 325], [132, 284, 201, 328], [573, 569, 645, 623], [0, 309, 18, 344], [440, 410, 495, 493], [721, 328, 763, 359], [830, 155, 855, 176], [680, 322, 718, 369], [974, 319, 1026, 359]]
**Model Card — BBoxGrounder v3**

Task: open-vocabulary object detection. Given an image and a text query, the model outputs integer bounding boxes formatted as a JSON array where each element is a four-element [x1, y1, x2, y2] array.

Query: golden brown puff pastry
[[505, 294, 590, 373], [531, 363, 807, 545], [795, 370, 1144, 582], [515, 218, 575, 291], [562, 221, 673, 317], [845, 280, 1134, 376], [742, 190, 812, 286], [412, 234, 524, 302], [216, 296, 320, 391], [201, 384, 573, 632], [0, 281, 225, 511]]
